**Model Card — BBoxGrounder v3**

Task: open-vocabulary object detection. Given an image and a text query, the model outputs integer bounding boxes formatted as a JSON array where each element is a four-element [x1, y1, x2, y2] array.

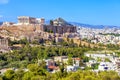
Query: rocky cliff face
[[43, 18, 76, 34], [43, 25, 76, 34], [0, 23, 76, 41]]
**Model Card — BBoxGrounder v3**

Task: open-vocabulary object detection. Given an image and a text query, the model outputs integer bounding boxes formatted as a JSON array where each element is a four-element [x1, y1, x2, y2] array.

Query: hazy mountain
[[45, 18, 73, 26], [69, 22, 119, 29], [46, 19, 119, 29], [0, 22, 3, 25]]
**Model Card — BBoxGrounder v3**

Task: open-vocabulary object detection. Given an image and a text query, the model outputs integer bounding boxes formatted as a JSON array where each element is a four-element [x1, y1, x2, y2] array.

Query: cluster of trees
[[0, 43, 97, 69], [106, 44, 120, 50], [9, 35, 120, 51], [0, 38, 120, 80], [8, 38, 28, 46], [0, 66, 120, 80], [0, 37, 106, 69], [100, 33, 120, 37], [98, 43, 120, 50]]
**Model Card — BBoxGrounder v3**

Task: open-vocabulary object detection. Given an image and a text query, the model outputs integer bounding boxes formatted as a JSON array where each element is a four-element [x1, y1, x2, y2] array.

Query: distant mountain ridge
[[69, 22, 120, 29], [46, 20, 119, 29], [0, 22, 3, 26]]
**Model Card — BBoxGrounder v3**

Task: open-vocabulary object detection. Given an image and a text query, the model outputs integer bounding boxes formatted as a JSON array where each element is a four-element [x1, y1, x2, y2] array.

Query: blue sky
[[0, 0, 120, 26]]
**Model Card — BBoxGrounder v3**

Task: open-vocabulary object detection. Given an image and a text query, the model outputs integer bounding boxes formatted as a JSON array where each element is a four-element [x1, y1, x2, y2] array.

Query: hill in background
[[69, 22, 120, 29], [0, 22, 3, 26]]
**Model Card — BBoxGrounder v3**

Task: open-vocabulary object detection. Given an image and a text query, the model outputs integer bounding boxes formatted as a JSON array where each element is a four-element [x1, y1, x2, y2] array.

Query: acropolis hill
[[0, 16, 77, 41]]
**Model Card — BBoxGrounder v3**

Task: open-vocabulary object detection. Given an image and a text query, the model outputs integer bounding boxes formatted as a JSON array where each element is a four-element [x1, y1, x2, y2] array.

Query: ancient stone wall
[[43, 25, 76, 34], [0, 38, 8, 49]]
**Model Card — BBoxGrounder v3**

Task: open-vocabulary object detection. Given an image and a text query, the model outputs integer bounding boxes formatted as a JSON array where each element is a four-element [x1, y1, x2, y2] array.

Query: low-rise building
[[66, 66, 76, 72], [98, 62, 116, 71], [73, 58, 81, 67], [86, 60, 97, 67], [85, 53, 113, 60], [54, 56, 68, 63]]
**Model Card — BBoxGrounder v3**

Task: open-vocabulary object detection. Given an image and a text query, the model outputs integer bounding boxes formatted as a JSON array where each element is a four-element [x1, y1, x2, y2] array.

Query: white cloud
[[0, 0, 9, 4]]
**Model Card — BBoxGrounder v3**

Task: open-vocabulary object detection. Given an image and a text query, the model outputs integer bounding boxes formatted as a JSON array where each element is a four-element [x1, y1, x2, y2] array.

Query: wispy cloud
[[0, 15, 3, 18], [0, 0, 9, 4]]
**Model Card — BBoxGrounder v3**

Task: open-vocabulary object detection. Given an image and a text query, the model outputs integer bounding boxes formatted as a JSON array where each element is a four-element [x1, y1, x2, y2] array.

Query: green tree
[[27, 64, 39, 72], [3, 70, 15, 80], [105, 58, 111, 62], [50, 20, 54, 26], [111, 75, 120, 80], [85, 76, 95, 80], [31, 75, 45, 80], [22, 72, 34, 80], [0, 77, 3, 80], [14, 69, 25, 80], [67, 72, 80, 80], [67, 58, 73, 65]]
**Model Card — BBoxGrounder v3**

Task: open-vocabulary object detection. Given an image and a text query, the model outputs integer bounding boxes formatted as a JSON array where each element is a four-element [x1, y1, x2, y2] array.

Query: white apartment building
[[98, 62, 116, 71]]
